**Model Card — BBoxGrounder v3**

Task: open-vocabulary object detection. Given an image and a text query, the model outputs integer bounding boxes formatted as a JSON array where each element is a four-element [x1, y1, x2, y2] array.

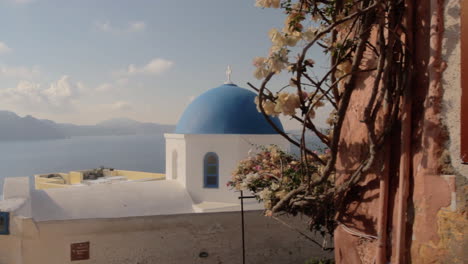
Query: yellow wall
[[68, 171, 83, 184], [113, 170, 165, 181], [34, 174, 68, 190], [34, 170, 165, 190]]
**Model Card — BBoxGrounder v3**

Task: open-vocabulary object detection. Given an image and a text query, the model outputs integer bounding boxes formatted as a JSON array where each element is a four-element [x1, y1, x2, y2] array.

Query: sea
[[0, 135, 166, 197], [0, 133, 316, 198]]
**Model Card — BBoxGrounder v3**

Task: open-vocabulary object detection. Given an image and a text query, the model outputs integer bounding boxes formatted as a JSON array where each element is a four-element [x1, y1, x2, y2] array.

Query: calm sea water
[[0, 135, 166, 197]]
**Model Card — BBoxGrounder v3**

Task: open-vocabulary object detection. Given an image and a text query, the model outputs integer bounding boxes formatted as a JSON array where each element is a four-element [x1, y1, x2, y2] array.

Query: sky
[[0, 0, 330, 130]]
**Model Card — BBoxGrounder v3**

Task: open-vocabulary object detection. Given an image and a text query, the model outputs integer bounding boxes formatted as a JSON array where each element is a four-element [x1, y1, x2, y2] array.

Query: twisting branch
[[230, 0, 410, 243], [249, 81, 326, 165]]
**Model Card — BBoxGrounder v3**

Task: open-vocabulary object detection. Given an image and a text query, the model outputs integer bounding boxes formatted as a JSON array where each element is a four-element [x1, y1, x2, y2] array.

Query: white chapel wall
[[184, 134, 240, 204], [164, 134, 187, 186], [184, 134, 290, 204]]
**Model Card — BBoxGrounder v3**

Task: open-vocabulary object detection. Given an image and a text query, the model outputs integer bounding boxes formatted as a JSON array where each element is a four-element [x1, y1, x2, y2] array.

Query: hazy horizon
[[0, 109, 176, 126]]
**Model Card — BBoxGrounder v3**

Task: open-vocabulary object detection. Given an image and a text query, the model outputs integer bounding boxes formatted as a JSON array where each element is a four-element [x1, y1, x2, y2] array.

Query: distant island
[[0, 110, 175, 141], [0, 110, 327, 150]]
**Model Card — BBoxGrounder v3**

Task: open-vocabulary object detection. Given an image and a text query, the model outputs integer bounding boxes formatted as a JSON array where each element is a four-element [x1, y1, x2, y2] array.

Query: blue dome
[[175, 84, 284, 134]]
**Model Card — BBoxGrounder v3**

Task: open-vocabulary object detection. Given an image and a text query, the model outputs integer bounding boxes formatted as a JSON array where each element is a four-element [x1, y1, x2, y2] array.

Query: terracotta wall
[[334, 0, 467, 263]]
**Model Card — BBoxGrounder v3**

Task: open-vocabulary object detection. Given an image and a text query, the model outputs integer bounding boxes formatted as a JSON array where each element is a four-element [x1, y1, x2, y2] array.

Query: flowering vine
[[233, 0, 410, 244], [229, 145, 335, 239]]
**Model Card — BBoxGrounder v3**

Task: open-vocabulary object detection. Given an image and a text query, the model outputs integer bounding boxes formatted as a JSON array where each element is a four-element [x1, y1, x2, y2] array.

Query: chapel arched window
[[204, 152, 219, 188]]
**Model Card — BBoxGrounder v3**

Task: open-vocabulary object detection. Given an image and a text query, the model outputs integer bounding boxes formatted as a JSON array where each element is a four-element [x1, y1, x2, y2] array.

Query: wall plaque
[[0, 212, 10, 235], [71, 241, 90, 261]]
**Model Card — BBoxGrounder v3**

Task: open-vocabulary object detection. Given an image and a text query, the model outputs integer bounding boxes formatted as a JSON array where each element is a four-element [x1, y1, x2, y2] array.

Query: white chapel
[[165, 68, 289, 211]]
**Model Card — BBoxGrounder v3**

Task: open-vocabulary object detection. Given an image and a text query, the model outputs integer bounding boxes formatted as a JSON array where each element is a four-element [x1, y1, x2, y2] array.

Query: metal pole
[[238, 192, 255, 264], [240, 190, 245, 264]]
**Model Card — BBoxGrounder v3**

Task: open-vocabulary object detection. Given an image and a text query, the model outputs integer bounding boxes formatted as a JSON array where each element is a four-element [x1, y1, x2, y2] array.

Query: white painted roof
[[192, 201, 263, 213], [30, 180, 195, 221], [2, 177, 30, 200], [0, 197, 27, 212]]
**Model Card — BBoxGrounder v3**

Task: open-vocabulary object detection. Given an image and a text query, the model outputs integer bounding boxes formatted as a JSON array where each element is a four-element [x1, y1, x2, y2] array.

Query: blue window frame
[[204, 152, 219, 188], [0, 212, 10, 235]]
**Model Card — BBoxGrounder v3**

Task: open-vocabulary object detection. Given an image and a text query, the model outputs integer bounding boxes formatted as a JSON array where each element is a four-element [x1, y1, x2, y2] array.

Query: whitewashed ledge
[[192, 200, 264, 213], [1, 177, 32, 217], [2, 177, 30, 200], [0, 197, 27, 212]]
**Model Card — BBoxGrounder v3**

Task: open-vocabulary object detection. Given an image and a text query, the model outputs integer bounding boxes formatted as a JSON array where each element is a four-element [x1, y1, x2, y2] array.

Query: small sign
[[71, 242, 90, 261], [0, 212, 9, 235]]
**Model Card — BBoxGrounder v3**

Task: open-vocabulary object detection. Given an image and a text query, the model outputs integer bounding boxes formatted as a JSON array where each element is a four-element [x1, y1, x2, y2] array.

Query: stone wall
[[0, 211, 332, 264], [403, 0, 468, 263]]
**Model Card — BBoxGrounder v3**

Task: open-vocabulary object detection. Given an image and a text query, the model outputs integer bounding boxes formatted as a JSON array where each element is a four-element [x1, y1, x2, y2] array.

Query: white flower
[[258, 188, 272, 200], [255, 97, 281, 116], [238, 173, 259, 190], [268, 58, 287, 73], [269, 45, 282, 56], [271, 0, 280, 8], [275, 92, 300, 116], [328, 129, 334, 140], [338, 60, 352, 73], [253, 57, 267, 67], [254, 67, 269, 79], [285, 31, 301, 47], [264, 100, 279, 116], [303, 27, 317, 42], [255, 0, 280, 9], [283, 11, 305, 33], [271, 182, 280, 191], [240, 181, 249, 190], [314, 99, 325, 108], [269, 28, 287, 46], [270, 147, 280, 160], [326, 110, 337, 125], [245, 173, 259, 184], [335, 60, 352, 90], [267, 48, 289, 74], [253, 57, 269, 80], [275, 190, 287, 199]]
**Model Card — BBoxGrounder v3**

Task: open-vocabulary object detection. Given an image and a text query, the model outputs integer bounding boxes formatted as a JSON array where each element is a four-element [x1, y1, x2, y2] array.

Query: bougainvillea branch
[[230, 0, 409, 242]]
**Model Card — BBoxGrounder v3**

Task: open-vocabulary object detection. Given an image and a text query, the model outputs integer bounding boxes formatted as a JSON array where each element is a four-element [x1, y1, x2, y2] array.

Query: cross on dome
[[224, 65, 234, 85]]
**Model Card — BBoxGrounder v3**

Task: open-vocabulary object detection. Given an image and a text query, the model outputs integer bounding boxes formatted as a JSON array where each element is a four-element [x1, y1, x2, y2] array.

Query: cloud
[[0, 80, 44, 105], [95, 21, 146, 34], [128, 21, 145, 32], [123, 58, 174, 76], [95, 21, 112, 32], [0, 42, 12, 54], [109, 101, 132, 111], [0, 64, 40, 79], [96, 83, 113, 92], [115, 78, 129, 86], [43, 75, 77, 106], [3, 0, 34, 4], [0, 75, 81, 111]]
